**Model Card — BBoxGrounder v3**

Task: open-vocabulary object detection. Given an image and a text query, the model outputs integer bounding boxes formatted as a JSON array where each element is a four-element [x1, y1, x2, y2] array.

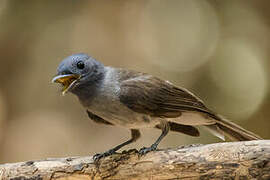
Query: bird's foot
[[93, 149, 116, 161], [139, 144, 157, 155]]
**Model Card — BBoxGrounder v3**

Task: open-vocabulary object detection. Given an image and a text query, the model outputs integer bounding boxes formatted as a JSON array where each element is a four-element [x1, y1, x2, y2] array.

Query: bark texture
[[0, 140, 269, 180]]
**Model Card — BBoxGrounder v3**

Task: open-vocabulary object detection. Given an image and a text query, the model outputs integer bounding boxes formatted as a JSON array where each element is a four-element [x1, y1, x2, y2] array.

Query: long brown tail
[[206, 114, 262, 141]]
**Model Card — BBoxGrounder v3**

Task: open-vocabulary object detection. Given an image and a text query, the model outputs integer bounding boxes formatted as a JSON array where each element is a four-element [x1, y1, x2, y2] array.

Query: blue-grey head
[[52, 53, 105, 96]]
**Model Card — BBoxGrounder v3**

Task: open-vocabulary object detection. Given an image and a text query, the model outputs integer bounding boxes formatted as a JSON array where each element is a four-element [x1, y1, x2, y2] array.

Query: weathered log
[[0, 140, 269, 180]]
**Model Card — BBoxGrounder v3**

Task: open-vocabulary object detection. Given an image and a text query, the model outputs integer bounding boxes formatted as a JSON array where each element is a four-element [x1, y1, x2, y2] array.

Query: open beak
[[52, 74, 80, 95]]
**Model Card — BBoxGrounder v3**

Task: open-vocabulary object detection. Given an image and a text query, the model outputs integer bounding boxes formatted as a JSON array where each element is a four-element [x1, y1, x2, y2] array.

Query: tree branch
[[0, 140, 269, 180]]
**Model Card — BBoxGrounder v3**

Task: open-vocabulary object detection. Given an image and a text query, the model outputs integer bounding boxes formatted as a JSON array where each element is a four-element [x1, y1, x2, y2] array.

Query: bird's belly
[[87, 98, 160, 128], [167, 111, 215, 125]]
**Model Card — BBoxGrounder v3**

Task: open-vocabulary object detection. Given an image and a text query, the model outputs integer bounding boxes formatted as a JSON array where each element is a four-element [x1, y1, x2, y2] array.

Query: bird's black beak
[[52, 74, 81, 95]]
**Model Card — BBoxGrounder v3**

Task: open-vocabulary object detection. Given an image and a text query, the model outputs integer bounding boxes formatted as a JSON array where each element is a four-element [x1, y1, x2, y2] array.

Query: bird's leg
[[139, 121, 170, 155], [93, 129, 140, 161]]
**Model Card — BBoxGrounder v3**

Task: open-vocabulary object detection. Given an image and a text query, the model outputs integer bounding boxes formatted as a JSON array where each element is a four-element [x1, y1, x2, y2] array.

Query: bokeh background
[[0, 0, 269, 163]]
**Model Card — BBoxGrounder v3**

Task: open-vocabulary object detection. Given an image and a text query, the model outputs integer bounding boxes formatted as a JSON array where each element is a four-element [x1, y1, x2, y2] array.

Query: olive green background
[[0, 0, 269, 163]]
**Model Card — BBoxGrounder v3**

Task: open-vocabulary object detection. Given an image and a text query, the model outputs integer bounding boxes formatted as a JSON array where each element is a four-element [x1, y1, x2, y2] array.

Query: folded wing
[[118, 69, 262, 141]]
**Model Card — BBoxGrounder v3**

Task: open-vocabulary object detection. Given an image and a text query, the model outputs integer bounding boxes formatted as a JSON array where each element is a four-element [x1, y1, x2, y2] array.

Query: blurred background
[[0, 0, 269, 163]]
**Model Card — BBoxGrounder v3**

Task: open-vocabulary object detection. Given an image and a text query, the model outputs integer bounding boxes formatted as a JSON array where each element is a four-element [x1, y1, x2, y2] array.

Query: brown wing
[[119, 71, 212, 118], [118, 70, 262, 141]]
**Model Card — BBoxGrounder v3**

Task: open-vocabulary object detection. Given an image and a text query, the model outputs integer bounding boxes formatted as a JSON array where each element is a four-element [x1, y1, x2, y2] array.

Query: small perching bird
[[52, 53, 262, 160]]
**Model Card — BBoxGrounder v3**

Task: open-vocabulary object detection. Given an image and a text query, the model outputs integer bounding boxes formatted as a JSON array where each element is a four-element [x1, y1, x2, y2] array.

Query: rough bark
[[0, 140, 269, 180]]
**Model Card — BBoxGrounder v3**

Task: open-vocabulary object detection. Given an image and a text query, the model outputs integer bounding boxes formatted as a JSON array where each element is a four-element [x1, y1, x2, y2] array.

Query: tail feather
[[204, 124, 225, 141], [169, 122, 200, 137], [156, 122, 200, 137], [206, 114, 262, 141]]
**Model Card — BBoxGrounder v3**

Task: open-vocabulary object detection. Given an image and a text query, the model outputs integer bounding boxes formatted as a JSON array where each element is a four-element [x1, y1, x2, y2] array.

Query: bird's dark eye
[[76, 61, 85, 69]]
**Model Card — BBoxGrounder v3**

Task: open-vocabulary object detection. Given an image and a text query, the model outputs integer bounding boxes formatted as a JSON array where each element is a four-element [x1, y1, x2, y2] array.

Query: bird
[[52, 53, 262, 160]]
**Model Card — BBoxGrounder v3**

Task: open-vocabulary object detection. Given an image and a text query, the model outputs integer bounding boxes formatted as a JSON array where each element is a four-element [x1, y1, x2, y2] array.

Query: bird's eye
[[76, 61, 85, 69]]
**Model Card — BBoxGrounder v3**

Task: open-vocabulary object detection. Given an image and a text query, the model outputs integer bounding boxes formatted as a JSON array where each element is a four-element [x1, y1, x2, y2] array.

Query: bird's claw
[[139, 144, 157, 155], [93, 149, 116, 161]]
